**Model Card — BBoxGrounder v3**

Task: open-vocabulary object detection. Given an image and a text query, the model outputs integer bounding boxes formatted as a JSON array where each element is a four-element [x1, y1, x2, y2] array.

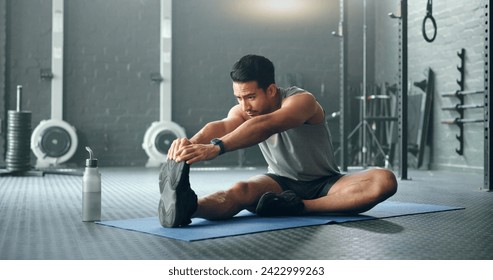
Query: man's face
[[233, 81, 274, 118]]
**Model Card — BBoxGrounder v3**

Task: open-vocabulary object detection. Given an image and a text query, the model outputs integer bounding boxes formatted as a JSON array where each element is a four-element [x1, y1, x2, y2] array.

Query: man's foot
[[158, 160, 197, 227], [255, 190, 305, 217]]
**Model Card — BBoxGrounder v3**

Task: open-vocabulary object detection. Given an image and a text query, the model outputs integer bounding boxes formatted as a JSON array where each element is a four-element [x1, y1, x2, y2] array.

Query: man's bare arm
[[220, 93, 321, 153], [167, 105, 245, 160], [174, 92, 322, 164], [189, 105, 246, 144]]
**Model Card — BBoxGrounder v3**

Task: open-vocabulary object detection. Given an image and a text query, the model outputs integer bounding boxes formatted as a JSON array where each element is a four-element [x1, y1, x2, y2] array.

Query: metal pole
[[16, 85, 22, 112], [362, 0, 368, 167], [160, 0, 172, 122], [399, 0, 408, 179], [339, 0, 349, 171], [484, 0, 492, 191], [51, 0, 64, 120]]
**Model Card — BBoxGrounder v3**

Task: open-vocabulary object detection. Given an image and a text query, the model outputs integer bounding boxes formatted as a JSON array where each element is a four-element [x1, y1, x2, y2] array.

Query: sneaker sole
[[158, 160, 189, 227], [255, 192, 277, 216], [256, 191, 304, 217]]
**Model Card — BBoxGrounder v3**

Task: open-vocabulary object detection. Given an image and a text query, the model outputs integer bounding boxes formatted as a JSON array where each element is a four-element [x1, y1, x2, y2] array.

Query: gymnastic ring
[[422, 14, 437, 43]]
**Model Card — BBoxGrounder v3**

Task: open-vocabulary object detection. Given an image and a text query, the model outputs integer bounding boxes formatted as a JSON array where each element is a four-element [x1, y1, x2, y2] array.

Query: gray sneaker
[[255, 190, 304, 217], [158, 160, 197, 227]]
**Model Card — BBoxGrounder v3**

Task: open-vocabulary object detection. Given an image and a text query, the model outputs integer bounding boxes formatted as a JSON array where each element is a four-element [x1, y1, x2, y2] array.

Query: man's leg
[[193, 174, 283, 220], [303, 168, 398, 214]]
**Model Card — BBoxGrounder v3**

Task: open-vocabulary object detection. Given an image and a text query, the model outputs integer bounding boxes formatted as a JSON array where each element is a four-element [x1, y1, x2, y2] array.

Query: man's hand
[[174, 143, 221, 164], [167, 138, 193, 161], [167, 137, 221, 164]]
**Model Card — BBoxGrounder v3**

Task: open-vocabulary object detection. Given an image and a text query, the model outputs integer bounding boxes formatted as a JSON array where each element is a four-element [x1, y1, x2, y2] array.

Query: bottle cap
[[85, 146, 98, 167]]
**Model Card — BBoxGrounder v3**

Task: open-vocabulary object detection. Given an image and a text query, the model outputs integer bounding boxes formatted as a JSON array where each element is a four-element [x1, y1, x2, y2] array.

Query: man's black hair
[[230, 54, 275, 91]]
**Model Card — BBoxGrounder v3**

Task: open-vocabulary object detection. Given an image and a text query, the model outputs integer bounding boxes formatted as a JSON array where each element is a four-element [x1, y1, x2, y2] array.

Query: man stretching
[[158, 54, 397, 227]]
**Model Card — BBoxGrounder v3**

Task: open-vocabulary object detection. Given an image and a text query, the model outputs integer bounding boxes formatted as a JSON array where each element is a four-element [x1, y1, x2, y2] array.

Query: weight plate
[[40, 126, 72, 158], [6, 110, 32, 171], [154, 130, 178, 154]]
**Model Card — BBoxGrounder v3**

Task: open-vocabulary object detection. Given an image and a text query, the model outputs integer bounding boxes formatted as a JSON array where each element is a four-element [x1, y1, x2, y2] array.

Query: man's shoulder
[[281, 86, 307, 97], [281, 87, 316, 104]]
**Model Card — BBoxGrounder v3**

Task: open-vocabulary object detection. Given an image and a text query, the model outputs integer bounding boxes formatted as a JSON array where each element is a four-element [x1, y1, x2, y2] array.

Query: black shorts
[[264, 173, 345, 200]]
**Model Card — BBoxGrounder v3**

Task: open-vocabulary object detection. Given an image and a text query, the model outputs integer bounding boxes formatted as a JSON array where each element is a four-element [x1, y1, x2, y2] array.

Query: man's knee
[[371, 168, 398, 198], [228, 181, 258, 205]]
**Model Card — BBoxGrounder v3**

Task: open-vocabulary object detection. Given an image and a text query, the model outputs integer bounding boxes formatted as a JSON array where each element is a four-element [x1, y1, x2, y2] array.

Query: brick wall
[[3, 0, 52, 167], [2, 0, 341, 167], [63, 0, 161, 166], [2, 0, 487, 171], [374, 0, 487, 172], [172, 0, 342, 166]]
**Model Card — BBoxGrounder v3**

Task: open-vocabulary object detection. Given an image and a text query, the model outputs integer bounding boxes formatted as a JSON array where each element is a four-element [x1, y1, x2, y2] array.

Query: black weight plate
[[5, 111, 32, 171], [40, 126, 72, 158], [154, 130, 178, 155]]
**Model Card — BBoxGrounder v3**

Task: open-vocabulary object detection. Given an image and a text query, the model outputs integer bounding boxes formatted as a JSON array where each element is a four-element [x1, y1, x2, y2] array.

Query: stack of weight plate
[[6, 110, 32, 172]]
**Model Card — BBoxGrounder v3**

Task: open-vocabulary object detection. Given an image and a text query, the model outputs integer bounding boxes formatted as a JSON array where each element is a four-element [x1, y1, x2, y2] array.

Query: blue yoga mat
[[96, 201, 463, 241]]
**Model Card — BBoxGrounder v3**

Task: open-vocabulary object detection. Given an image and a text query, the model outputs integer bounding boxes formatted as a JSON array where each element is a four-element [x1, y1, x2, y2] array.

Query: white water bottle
[[82, 146, 101, 222]]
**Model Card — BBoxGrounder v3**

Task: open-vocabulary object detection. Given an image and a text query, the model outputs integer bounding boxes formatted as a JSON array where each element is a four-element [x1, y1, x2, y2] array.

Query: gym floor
[[0, 167, 492, 260]]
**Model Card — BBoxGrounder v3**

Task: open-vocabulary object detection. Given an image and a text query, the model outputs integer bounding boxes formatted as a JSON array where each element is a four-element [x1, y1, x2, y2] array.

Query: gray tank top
[[258, 87, 340, 181]]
